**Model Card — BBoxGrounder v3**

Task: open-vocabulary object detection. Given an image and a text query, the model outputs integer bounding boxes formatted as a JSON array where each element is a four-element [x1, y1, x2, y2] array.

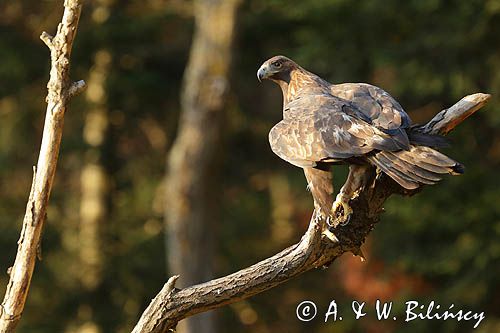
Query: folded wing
[[268, 93, 404, 168]]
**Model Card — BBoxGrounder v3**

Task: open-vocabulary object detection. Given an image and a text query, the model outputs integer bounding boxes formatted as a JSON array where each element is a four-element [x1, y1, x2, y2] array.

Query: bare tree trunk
[[0, 1, 85, 332], [71, 48, 112, 333], [164, 1, 240, 333], [74, 3, 113, 332], [80, 49, 111, 292]]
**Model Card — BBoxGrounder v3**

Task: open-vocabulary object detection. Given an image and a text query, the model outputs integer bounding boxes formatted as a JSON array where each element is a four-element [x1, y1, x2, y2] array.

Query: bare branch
[[0, 1, 85, 332], [417, 93, 491, 135], [132, 93, 490, 332], [132, 276, 180, 333]]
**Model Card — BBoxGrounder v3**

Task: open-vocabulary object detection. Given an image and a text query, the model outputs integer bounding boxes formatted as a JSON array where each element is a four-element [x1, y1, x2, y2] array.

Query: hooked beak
[[257, 64, 269, 82]]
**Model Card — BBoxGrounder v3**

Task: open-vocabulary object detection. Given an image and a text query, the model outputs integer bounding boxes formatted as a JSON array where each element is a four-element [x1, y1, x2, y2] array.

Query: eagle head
[[257, 56, 297, 83]]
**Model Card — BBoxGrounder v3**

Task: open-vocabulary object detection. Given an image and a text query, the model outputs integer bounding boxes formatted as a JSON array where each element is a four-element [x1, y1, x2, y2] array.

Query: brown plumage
[[257, 55, 463, 223]]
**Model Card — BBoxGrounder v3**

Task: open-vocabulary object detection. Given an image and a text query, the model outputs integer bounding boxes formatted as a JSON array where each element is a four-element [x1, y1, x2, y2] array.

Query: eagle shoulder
[[330, 82, 411, 131]]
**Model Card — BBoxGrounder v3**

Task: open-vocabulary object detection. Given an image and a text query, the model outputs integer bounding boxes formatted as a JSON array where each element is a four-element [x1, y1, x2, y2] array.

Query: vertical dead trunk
[[74, 3, 112, 332], [165, 0, 240, 332], [73, 48, 111, 333], [80, 49, 110, 291]]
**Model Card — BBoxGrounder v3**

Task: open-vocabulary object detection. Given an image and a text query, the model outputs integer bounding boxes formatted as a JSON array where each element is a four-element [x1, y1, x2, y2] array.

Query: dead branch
[[0, 1, 85, 332], [132, 93, 490, 333]]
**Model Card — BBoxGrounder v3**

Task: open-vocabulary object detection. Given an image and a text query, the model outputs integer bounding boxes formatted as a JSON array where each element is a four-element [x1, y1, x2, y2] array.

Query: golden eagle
[[257, 55, 463, 226]]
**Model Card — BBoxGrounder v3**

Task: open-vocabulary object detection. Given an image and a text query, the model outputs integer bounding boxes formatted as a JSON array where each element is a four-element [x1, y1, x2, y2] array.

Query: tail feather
[[385, 150, 453, 174], [367, 154, 420, 189], [378, 152, 442, 182], [374, 153, 437, 184], [386, 151, 441, 174], [384, 151, 446, 180], [411, 145, 457, 167], [367, 145, 464, 190]]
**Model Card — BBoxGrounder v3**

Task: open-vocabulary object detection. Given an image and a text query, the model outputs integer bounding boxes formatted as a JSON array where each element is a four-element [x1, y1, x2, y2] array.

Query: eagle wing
[[330, 83, 411, 129], [330, 83, 411, 148], [269, 94, 404, 168]]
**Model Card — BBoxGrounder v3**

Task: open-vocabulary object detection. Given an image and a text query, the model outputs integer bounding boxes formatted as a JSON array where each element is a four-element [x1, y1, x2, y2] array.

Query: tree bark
[[0, 1, 85, 332], [164, 1, 240, 333], [135, 93, 490, 333]]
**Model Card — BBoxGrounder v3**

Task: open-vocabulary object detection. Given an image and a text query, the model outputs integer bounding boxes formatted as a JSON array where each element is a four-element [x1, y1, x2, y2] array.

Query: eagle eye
[[272, 60, 282, 68]]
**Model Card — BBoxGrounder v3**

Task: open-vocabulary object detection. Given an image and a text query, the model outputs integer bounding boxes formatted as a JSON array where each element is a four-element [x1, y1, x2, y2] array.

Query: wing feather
[[269, 93, 403, 167], [331, 83, 411, 130]]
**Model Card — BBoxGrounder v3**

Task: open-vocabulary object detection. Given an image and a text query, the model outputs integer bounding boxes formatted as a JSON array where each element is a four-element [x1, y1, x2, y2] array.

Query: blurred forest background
[[1, 0, 499, 332]]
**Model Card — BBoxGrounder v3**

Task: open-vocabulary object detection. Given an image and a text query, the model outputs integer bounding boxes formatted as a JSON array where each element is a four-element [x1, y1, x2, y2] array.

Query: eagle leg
[[303, 167, 334, 224], [332, 164, 370, 226]]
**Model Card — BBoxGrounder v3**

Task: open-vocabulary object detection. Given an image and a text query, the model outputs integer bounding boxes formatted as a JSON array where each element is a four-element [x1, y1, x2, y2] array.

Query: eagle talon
[[340, 213, 351, 226], [325, 215, 334, 228], [332, 200, 353, 226]]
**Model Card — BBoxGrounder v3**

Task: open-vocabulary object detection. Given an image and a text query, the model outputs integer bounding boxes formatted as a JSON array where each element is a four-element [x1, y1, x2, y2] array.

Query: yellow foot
[[332, 199, 353, 226]]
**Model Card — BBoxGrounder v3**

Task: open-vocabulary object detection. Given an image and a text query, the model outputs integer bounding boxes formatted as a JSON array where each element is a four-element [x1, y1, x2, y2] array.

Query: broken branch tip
[[39, 32, 54, 48]]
